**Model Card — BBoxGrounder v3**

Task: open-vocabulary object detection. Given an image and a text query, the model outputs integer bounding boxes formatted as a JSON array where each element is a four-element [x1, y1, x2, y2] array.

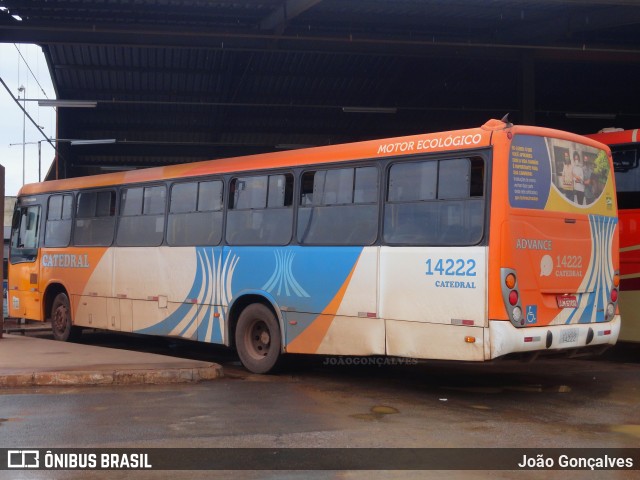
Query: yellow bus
[[9, 118, 620, 373]]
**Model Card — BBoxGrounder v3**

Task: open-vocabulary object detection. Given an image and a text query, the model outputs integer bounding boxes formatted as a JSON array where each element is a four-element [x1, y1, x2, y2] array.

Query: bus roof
[[18, 119, 605, 196], [586, 129, 639, 146]]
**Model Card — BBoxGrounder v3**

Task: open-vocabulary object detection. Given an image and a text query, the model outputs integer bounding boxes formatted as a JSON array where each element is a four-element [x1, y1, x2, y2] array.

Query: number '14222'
[[557, 255, 582, 269], [425, 258, 477, 276]]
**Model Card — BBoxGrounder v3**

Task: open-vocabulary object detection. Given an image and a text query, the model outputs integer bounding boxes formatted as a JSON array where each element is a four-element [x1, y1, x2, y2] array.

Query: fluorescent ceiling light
[[69, 139, 116, 146], [275, 143, 315, 150], [565, 112, 616, 120], [39, 99, 97, 108], [100, 166, 136, 172], [342, 106, 397, 114], [11, 14, 22, 21]]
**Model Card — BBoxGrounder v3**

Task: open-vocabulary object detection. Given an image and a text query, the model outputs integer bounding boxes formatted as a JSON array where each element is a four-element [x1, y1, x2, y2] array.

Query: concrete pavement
[[0, 333, 223, 388]]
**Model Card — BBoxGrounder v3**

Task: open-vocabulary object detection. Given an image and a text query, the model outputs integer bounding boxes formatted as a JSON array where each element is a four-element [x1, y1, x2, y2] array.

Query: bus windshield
[[10, 203, 41, 263], [612, 145, 640, 209]]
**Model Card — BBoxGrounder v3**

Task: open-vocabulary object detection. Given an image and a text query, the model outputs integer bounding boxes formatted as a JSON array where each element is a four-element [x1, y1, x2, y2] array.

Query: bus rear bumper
[[488, 316, 621, 359]]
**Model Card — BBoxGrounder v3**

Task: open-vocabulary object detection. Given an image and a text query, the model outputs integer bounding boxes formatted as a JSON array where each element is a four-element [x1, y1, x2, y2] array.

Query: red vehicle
[[587, 129, 640, 342]]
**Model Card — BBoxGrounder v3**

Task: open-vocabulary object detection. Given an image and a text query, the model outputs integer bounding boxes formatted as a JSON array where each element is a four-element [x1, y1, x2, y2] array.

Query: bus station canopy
[[0, 0, 639, 179]]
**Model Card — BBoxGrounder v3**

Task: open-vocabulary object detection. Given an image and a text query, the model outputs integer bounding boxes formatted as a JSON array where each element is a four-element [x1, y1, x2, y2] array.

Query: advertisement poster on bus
[[508, 135, 615, 216]]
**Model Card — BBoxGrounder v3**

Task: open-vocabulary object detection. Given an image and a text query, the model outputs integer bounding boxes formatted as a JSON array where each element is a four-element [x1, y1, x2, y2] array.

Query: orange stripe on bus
[[286, 260, 359, 354]]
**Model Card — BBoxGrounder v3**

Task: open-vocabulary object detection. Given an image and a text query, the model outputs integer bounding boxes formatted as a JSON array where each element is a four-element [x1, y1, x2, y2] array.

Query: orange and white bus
[[586, 128, 639, 342], [9, 119, 620, 373]]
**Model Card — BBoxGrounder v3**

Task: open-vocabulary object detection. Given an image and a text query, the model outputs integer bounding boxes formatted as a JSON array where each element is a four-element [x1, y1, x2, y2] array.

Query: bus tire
[[51, 293, 81, 342], [235, 303, 282, 374]]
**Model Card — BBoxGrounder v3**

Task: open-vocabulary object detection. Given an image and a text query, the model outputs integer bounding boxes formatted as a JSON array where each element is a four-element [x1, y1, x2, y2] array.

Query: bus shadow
[[600, 342, 640, 363], [28, 327, 626, 402]]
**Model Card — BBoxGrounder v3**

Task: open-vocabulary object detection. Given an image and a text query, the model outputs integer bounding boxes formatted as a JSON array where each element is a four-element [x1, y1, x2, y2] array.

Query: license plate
[[557, 295, 578, 308], [560, 328, 579, 344]]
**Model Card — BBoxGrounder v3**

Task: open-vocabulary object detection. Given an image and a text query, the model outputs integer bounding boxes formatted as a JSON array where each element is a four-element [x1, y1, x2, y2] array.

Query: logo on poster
[[540, 255, 553, 277]]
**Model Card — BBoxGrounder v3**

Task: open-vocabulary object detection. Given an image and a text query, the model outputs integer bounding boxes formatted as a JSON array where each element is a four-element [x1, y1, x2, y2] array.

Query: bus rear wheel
[[51, 293, 81, 342], [235, 303, 282, 374]]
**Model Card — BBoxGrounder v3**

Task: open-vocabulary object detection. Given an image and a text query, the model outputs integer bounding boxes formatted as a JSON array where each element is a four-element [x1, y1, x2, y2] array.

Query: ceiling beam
[[2, 21, 639, 63]]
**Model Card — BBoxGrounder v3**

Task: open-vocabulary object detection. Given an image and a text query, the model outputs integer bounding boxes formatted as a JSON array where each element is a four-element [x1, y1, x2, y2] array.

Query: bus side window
[[297, 166, 378, 245], [45, 194, 73, 248], [168, 180, 224, 246], [226, 174, 293, 245], [74, 190, 116, 247], [384, 160, 437, 244], [438, 158, 470, 199], [383, 157, 485, 246], [116, 186, 166, 247]]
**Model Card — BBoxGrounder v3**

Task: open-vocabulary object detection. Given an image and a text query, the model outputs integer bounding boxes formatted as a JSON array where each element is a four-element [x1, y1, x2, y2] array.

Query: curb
[[0, 364, 223, 388]]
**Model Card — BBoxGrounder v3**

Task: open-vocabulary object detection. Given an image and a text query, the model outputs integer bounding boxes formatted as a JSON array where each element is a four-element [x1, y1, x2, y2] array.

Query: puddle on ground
[[90, 406, 109, 412], [351, 405, 399, 421], [610, 424, 640, 438], [0, 418, 22, 425], [441, 386, 503, 394], [504, 385, 544, 393], [442, 384, 572, 394]]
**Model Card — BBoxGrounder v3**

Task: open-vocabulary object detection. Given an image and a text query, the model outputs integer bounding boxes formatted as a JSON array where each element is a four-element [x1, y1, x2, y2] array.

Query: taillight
[[607, 272, 619, 321], [512, 306, 523, 323], [509, 290, 519, 306], [606, 303, 615, 321], [502, 268, 523, 326]]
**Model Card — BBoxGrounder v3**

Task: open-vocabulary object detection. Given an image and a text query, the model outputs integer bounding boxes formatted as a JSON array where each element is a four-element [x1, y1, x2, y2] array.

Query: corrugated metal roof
[[0, 0, 639, 178]]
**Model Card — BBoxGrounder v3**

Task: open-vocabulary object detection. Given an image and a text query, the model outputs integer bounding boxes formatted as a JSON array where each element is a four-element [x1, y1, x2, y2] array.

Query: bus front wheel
[[51, 293, 81, 342], [235, 303, 282, 374]]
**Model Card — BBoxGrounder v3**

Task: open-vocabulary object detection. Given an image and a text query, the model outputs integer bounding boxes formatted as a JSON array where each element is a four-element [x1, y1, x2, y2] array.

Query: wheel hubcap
[[249, 321, 271, 357], [53, 306, 67, 332]]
